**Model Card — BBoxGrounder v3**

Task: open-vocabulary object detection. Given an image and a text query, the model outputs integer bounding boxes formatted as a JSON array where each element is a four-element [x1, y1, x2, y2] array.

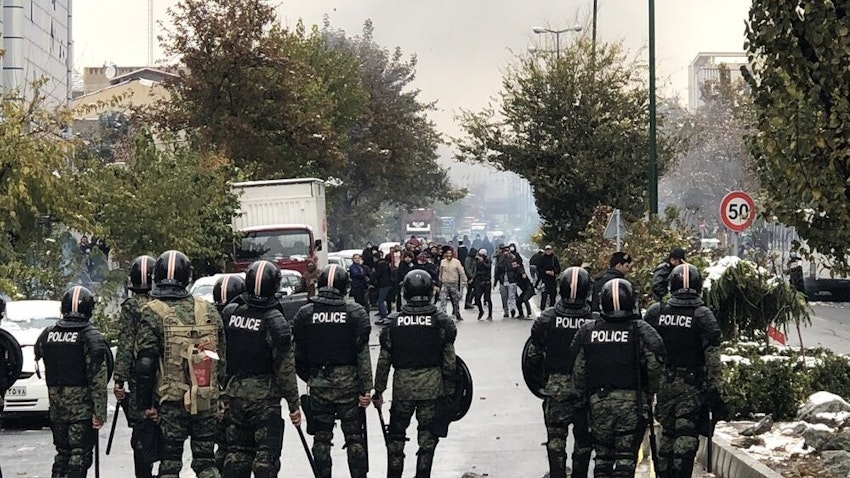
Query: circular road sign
[[719, 191, 756, 233]]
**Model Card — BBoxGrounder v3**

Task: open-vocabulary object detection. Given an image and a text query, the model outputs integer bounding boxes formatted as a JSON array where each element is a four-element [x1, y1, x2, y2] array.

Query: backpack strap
[[193, 297, 210, 325], [147, 300, 173, 322]]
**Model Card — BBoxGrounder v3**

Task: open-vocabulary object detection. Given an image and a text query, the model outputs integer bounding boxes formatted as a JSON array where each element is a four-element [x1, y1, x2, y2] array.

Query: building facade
[[1, 0, 73, 106], [688, 52, 748, 111]]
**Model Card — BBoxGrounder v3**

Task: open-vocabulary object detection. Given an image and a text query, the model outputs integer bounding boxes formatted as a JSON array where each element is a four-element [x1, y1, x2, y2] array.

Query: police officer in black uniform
[[220, 260, 301, 477], [644, 264, 722, 478], [570, 279, 665, 477], [212, 272, 247, 470], [525, 267, 594, 478], [35, 286, 109, 478], [373, 269, 458, 478], [292, 264, 373, 478]]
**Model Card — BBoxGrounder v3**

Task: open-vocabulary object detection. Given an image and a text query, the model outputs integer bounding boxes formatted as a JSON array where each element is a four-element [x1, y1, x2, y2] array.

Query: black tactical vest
[[545, 313, 592, 373], [655, 304, 703, 369], [42, 324, 89, 387], [583, 320, 638, 391], [224, 305, 274, 378], [300, 304, 358, 366], [389, 314, 442, 369]]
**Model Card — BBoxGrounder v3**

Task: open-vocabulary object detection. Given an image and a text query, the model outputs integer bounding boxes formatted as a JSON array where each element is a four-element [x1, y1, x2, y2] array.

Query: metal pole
[[555, 32, 561, 62], [592, 0, 598, 63], [648, 0, 658, 215], [615, 209, 622, 252]]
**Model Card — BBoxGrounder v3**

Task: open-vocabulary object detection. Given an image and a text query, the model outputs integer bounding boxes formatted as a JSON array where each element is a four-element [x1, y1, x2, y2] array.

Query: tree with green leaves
[[661, 65, 757, 222], [455, 39, 678, 246], [154, 0, 347, 179], [75, 129, 239, 275], [744, 1, 850, 271], [320, 20, 463, 247]]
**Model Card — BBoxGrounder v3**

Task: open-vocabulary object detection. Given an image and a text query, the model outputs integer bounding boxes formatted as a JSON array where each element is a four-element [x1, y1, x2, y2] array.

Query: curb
[[696, 435, 784, 478]]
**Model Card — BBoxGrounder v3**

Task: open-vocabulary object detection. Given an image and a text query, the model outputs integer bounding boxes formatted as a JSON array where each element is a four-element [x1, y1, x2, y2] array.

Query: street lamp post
[[648, 0, 658, 215], [531, 26, 583, 61]]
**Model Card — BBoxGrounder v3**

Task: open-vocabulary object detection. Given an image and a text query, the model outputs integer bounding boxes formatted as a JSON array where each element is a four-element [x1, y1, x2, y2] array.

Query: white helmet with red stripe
[[61, 285, 95, 320], [153, 250, 192, 288]]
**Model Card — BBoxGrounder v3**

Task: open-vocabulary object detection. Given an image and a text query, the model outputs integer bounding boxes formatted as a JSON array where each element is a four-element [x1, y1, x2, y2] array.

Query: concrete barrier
[[696, 435, 784, 478]]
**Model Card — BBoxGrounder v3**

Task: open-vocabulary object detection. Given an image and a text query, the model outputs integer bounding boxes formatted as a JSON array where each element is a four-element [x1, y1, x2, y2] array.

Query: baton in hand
[[105, 398, 122, 455], [295, 424, 319, 478]]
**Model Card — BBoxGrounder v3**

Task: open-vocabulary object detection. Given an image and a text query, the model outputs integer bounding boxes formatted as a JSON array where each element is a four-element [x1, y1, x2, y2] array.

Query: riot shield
[[521, 336, 548, 399]]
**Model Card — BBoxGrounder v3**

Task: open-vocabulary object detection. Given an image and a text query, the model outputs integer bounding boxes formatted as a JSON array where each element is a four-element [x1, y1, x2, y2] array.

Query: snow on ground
[[715, 421, 815, 464]]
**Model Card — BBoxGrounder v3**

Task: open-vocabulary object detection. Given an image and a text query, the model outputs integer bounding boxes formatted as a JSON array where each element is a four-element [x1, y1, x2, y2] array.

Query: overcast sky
[[74, 0, 748, 146]]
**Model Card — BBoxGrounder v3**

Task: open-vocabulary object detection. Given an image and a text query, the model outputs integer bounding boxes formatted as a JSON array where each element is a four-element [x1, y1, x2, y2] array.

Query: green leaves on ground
[[455, 39, 678, 245]]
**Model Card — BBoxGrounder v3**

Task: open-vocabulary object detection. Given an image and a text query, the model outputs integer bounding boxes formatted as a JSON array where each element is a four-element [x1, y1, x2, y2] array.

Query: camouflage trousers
[[387, 399, 440, 478], [543, 397, 592, 478], [158, 400, 221, 478], [308, 393, 367, 478], [588, 390, 647, 478], [655, 375, 705, 478], [222, 397, 284, 478], [50, 420, 96, 478]]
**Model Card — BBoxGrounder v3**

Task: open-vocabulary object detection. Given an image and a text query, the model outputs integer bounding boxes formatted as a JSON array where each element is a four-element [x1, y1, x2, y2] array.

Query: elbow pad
[[134, 351, 158, 409]]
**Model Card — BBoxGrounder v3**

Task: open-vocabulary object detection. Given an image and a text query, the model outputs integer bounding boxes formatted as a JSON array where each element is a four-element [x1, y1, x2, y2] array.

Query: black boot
[[415, 450, 435, 478], [547, 449, 567, 478]]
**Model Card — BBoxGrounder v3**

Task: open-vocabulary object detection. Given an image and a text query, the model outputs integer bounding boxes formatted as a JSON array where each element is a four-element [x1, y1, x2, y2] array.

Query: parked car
[[1, 300, 62, 418], [279, 269, 303, 296], [328, 253, 353, 270]]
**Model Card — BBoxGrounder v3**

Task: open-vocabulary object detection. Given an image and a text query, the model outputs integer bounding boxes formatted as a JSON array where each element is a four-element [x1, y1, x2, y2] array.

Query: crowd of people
[[346, 236, 568, 324]]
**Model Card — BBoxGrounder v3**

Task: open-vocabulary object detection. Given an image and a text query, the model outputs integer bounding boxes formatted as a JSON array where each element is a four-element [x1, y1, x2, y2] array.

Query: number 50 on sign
[[719, 191, 756, 233]]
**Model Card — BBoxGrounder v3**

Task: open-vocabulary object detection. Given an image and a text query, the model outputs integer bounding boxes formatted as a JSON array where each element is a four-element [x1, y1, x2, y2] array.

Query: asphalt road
[[1, 290, 710, 478], [787, 302, 850, 354]]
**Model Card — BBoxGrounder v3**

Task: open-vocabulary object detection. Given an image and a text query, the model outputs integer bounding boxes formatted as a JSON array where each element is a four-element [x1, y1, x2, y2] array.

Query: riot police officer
[[212, 272, 246, 471], [113, 255, 157, 478], [525, 267, 594, 478], [35, 286, 109, 478], [570, 279, 665, 477], [644, 264, 721, 478], [134, 250, 227, 478], [292, 264, 373, 478], [373, 269, 458, 478], [220, 260, 301, 478]]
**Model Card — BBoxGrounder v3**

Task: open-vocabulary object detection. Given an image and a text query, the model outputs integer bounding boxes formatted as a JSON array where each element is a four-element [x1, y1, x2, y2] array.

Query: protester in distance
[[514, 258, 535, 318], [591, 252, 633, 313], [651, 248, 687, 303], [374, 251, 395, 326], [494, 246, 514, 318], [463, 247, 478, 310], [349, 253, 371, 310], [302, 259, 320, 297], [438, 246, 468, 321], [538, 245, 561, 309], [394, 251, 415, 312]]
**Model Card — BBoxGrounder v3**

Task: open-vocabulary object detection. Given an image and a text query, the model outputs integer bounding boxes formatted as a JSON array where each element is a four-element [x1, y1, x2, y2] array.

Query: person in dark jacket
[[591, 252, 633, 313], [529, 249, 544, 284], [349, 253, 370, 310], [787, 253, 805, 296], [515, 261, 534, 318], [538, 245, 561, 309], [457, 240, 469, 265], [374, 252, 394, 325], [651, 247, 686, 303], [473, 250, 493, 320], [463, 248, 478, 309], [394, 251, 416, 311]]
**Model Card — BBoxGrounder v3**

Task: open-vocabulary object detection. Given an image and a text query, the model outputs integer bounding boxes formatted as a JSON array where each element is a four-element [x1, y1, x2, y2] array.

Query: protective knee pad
[[164, 439, 185, 461]]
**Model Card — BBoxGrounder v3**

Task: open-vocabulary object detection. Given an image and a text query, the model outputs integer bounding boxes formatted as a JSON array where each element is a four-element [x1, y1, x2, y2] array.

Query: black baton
[[106, 398, 122, 455], [296, 424, 319, 478]]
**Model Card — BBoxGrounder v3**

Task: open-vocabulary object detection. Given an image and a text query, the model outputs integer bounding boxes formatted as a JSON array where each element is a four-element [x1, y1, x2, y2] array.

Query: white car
[[1, 300, 62, 417], [279, 269, 303, 296]]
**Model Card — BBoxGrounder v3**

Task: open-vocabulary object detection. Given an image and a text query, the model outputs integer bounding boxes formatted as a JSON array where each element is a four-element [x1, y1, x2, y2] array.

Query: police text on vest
[[397, 315, 432, 326], [658, 315, 692, 327], [312, 312, 347, 324], [590, 330, 629, 343], [556, 317, 588, 329], [47, 331, 79, 342], [229, 315, 261, 331]]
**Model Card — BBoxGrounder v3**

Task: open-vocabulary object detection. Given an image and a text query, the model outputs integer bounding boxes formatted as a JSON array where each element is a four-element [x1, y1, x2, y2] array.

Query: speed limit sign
[[720, 191, 756, 232]]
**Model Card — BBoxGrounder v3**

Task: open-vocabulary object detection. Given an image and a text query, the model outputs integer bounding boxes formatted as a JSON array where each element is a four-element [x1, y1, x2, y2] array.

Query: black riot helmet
[[214, 274, 247, 307], [128, 255, 156, 293], [246, 261, 280, 302], [61, 286, 95, 321], [600, 278, 636, 319], [558, 267, 592, 306], [403, 269, 433, 304], [318, 264, 350, 296], [154, 250, 192, 288], [669, 264, 702, 298]]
